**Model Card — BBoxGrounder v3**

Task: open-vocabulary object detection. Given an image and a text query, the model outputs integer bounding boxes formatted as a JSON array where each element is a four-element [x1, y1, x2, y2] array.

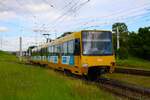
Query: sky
[[0, 0, 150, 51]]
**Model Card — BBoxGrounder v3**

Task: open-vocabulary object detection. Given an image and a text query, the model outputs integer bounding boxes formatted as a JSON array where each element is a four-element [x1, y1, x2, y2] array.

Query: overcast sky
[[0, 0, 150, 51]]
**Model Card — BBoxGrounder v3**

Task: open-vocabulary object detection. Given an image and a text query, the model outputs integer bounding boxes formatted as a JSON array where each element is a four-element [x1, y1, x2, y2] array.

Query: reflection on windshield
[[82, 31, 113, 55]]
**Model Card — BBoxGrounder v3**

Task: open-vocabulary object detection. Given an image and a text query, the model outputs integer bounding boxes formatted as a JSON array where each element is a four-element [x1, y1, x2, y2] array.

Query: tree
[[112, 22, 128, 33], [128, 27, 150, 60], [112, 22, 129, 59], [112, 22, 128, 48]]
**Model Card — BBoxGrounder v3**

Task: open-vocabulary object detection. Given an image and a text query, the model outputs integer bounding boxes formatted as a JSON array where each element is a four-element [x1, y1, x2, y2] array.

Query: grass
[[117, 56, 150, 70], [0, 51, 118, 100], [104, 73, 150, 88]]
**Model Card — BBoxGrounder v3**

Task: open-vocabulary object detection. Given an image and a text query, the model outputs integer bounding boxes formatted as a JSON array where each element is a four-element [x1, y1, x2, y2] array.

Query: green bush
[[128, 27, 150, 60], [117, 47, 128, 60]]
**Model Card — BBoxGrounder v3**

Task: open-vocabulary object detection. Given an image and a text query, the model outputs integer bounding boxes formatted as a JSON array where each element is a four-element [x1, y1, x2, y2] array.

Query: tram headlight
[[82, 64, 88, 67]]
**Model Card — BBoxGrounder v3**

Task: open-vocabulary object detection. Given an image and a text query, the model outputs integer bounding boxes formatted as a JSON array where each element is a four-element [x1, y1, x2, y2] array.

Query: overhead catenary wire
[[75, 1, 150, 21], [77, 3, 150, 26], [36, 0, 81, 37], [59, 11, 150, 32], [35, 0, 149, 35], [77, 13, 150, 30], [44, 0, 82, 27], [47, 1, 150, 34], [1, 0, 150, 50], [40, 0, 150, 38], [77, 13, 150, 31], [69, 0, 90, 13], [38, 0, 84, 36], [41, 0, 87, 25], [0, 0, 90, 50], [41, 0, 90, 35], [66, 3, 150, 31], [15, 0, 57, 44]]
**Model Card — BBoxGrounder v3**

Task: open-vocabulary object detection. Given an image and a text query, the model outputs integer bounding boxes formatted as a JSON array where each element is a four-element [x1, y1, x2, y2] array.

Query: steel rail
[[115, 67, 150, 76], [97, 78, 150, 100]]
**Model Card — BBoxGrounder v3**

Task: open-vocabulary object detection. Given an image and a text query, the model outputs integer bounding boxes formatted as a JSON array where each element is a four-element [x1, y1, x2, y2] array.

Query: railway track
[[55, 70, 150, 100], [24, 62, 150, 100], [63, 72, 150, 100], [115, 67, 150, 76], [97, 78, 150, 100]]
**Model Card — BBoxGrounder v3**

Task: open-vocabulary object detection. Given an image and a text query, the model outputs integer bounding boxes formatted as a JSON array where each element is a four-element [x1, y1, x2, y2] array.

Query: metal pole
[[19, 37, 22, 61], [117, 27, 120, 49]]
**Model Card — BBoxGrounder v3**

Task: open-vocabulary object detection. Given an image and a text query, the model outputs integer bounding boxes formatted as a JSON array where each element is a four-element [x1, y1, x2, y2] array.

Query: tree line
[[112, 22, 150, 60]]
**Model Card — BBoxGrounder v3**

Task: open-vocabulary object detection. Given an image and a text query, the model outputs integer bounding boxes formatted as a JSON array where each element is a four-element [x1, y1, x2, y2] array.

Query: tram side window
[[45, 47, 48, 55], [56, 45, 60, 55], [53, 46, 55, 55], [60, 44, 63, 54], [48, 46, 50, 53], [39, 48, 42, 56], [31, 50, 32, 55], [41, 48, 44, 55], [44, 48, 46, 54], [40, 48, 42, 54], [50, 46, 52, 54], [62, 42, 68, 55], [52, 45, 55, 55], [48, 46, 52, 55], [43, 48, 45, 54], [51, 46, 53, 55], [32, 50, 34, 56], [43, 48, 45, 55], [68, 40, 74, 55], [37, 49, 39, 55], [53, 45, 57, 55], [74, 39, 80, 55]]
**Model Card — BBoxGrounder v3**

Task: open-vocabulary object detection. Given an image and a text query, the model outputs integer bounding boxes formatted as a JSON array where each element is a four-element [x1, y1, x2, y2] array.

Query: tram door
[[74, 39, 81, 66]]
